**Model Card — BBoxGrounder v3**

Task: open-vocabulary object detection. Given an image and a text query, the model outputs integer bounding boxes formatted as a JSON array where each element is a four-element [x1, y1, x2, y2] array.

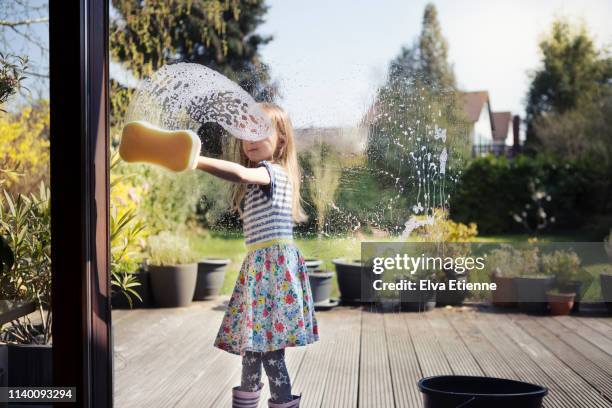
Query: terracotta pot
[[547, 292, 575, 316], [490, 275, 517, 308]]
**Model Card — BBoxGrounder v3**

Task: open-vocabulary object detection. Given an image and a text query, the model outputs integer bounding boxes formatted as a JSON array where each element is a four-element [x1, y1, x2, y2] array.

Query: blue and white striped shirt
[[243, 160, 294, 247]]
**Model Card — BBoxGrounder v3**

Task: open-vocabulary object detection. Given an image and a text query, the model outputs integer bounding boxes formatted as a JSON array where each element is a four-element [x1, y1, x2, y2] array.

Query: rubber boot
[[232, 382, 264, 408], [267, 393, 302, 408]]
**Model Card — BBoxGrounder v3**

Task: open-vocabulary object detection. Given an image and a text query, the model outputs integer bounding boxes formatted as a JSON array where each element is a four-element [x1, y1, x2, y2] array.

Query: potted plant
[[486, 246, 521, 308], [435, 244, 472, 307], [0, 184, 53, 387], [304, 259, 336, 307], [546, 290, 575, 316], [110, 206, 150, 309], [193, 258, 230, 300], [147, 231, 199, 308], [333, 259, 369, 304], [397, 269, 437, 312], [513, 247, 554, 314], [541, 249, 582, 314]]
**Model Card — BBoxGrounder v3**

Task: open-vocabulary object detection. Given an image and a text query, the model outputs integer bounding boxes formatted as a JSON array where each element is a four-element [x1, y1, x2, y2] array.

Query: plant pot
[[600, 273, 612, 313], [515, 276, 554, 314], [308, 271, 334, 304], [304, 258, 324, 272], [490, 275, 517, 308], [398, 278, 437, 312], [436, 275, 469, 307], [7, 343, 53, 387], [547, 292, 575, 316], [333, 259, 372, 304], [558, 280, 583, 313], [149, 263, 198, 307], [193, 258, 230, 300], [111, 268, 152, 309]]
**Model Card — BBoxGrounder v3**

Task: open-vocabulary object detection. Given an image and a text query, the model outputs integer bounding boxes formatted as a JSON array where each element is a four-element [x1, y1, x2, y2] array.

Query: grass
[[188, 230, 607, 300]]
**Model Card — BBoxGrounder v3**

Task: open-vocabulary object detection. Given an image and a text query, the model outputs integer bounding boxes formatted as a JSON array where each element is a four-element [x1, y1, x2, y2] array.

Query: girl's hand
[[196, 156, 271, 185]]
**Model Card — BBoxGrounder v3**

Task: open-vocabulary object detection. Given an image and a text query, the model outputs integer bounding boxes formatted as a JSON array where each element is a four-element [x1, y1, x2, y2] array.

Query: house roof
[[460, 91, 490, 123], [491, 111, 512, 142]]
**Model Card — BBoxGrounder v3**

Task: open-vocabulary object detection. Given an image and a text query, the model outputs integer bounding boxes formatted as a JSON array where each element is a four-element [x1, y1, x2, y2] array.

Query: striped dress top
[[242, 160, 294, 249]]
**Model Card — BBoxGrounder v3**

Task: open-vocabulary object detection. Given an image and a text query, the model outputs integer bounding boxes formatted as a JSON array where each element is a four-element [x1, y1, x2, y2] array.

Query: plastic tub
[[418, 375, 548, 408]]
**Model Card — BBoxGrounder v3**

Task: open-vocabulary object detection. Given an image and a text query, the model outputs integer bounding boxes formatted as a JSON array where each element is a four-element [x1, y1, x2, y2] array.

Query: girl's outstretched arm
[[196, 156, 271, 185]]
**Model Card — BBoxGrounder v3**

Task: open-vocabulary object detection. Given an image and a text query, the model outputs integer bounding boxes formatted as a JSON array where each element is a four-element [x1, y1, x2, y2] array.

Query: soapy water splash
[[126, 62, 273, 141], [302, 78, 465, 240]]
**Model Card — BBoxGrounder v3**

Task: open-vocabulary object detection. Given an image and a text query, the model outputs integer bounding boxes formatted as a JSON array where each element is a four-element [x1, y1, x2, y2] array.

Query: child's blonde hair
[[230, 102, 308, 223]]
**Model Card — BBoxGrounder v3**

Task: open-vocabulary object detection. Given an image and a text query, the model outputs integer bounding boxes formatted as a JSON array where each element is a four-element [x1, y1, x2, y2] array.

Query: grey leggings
[[241, 349, 292, 403]]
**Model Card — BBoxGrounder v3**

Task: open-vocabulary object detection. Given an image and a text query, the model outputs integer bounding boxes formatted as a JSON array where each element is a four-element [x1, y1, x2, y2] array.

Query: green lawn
[[188, 230, 607, 300]]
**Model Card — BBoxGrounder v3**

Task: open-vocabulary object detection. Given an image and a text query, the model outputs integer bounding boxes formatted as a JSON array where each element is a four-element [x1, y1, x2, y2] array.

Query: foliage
[[0, 53, 29, 110], [146, 231, 200, 266], [486, 245, 540, 278], [0, 182, 51, 344], [0, 100, 50, 195], [388, 3, 456, 90], [302, 143, 341, 235], [109, 153, 150, 307], [511, 179, 555, 237], [540, 249, 581, 287], [412, 209, 478, 242], [449, 154, 612, 237], [533, 85, 612, 164], [109, 0, 275, 128], [366, 3, 469, 219], [525, 18, 612, 152]]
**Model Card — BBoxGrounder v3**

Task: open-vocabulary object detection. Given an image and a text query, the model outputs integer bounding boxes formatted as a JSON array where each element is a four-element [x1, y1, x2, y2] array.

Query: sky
[[254, 0, 612, 127], [5, 0, 612, 128]]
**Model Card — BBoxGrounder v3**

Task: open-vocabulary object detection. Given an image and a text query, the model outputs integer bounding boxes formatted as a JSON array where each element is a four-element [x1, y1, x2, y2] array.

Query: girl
[[195, 102, 319, 408]]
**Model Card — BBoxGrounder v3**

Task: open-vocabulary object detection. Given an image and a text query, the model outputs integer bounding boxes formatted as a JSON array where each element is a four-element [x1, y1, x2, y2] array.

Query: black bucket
[[418, 376, 548, 408]]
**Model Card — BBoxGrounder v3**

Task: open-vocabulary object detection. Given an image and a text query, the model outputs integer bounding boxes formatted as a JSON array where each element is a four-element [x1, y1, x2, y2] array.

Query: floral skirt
[[213, 242, 319, 356]]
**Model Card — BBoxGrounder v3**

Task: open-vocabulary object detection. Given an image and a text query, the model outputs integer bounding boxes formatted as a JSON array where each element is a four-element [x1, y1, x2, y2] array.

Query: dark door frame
[[49, 0, 112, 407]]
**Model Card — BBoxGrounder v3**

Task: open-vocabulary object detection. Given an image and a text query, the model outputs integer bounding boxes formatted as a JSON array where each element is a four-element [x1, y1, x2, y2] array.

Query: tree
[[0, 0, 50, 100], [110, 0, 276, 153], [525, 18, 612, 152], [388, 3, 456, 89], [0, 53, 29, 111], [366, 3, 469, 228]]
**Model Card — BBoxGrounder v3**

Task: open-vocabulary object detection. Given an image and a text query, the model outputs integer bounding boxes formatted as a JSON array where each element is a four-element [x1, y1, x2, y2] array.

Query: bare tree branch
[[0, 17, 49, 28]]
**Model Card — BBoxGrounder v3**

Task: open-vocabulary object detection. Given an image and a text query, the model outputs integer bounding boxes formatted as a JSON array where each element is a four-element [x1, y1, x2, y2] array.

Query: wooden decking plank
[[573, 317, 612, 339], [320, 308, 361, 408], [555, 316, 612, 355], [428, 310, 483, 376], [474, 313, 573, 408], [112, 298, 612, 408], [518, 316, 612, 402], [446, 310, 520, 380], [495, 314, 608, 408], [289, 309, 339, 408], [359, 306, 395, 408], [535, 317, 612, 377], [383, 312, 422, 408], [114, 306, 222, 402], [404, 312, 452, 378]]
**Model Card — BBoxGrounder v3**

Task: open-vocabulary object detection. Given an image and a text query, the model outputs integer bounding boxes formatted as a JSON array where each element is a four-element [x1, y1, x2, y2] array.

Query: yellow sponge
[[119, 121, 201, 172]]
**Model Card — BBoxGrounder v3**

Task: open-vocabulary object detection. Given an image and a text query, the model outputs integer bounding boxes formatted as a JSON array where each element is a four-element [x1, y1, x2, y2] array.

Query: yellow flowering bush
[[0, 100, 50, 195]]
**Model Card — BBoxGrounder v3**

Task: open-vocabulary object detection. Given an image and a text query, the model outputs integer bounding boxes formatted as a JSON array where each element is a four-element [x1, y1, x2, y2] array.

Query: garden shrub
[[449, 154, 612, 236]]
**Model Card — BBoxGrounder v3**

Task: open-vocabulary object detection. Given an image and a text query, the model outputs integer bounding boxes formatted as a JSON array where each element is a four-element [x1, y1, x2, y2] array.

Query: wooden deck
[[112, 298, 612, 408]]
